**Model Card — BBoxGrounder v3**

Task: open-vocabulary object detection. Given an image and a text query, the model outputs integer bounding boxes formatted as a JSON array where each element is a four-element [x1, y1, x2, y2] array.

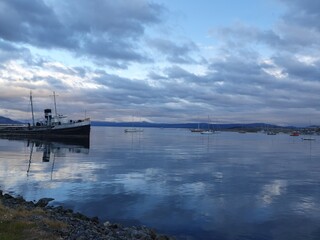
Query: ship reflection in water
[[0, 136, 89, 178], [26, 137, 89, 178]]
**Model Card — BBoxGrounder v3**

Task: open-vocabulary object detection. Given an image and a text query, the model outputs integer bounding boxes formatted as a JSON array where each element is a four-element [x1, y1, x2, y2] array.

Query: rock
[[35, 197, 54, 207], [91, 216, 99, 224], [3, 193, 14, 199]]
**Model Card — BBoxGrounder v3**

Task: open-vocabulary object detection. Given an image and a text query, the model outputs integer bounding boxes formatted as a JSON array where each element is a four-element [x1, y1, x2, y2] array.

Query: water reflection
[[0, 136, 89, 180], [1, 129, 320, 240], [1, 135, 90, 149], [21, 137, 89, 179]]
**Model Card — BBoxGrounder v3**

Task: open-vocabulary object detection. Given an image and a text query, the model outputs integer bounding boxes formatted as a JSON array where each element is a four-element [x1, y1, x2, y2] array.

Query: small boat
[[200, 116, 215, 134], [290, 131, 300, 136], [301, 137, 316, 141], [267, 131, 277, 135], [201, 130, 215, 135], [190, 128, 205, 133], [124, 115, 144, 133], [0, 92, 90, 138], [190, 122, 204, 132], [124, 128, 144, 133]]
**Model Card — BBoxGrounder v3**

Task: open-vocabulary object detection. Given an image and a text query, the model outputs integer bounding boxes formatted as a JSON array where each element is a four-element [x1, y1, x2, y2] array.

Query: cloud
[[93, 73, 158, 105], [213, 23, 280, 48], [0, 40, 31, 62], [272, 54, 320, 82], [0, 0, 59, 42], [1, 0, 320, 125], [0, 0, 165, 67], [147, 38, 199, 63], [279, 0, 320, 29], [199, 0, 320, 124], [211, 1, 320, 54]]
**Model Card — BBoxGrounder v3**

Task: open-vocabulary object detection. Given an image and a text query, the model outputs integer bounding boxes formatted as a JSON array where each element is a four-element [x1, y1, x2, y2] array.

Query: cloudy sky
[[0, 0, 319, 126]]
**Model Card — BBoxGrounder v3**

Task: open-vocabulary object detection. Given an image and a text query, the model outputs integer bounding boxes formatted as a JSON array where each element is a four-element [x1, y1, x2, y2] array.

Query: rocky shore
[[0, 190, 173, 240]]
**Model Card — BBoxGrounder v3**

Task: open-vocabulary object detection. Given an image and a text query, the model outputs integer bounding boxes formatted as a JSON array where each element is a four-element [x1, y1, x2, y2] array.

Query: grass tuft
[[0, 201, 66, 239]]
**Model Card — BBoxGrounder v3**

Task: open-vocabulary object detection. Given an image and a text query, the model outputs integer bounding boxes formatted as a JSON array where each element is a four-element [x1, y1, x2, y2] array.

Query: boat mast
[[30, 91, 35, 126], [53, 91, 58, 117]]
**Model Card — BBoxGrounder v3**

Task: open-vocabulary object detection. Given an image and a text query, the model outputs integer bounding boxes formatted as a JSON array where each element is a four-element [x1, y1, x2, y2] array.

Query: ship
[[0, 92, 90, 138]]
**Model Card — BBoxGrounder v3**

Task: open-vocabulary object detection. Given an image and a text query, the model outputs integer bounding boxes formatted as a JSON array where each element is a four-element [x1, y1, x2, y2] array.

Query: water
[[1, 127, 320, 240]]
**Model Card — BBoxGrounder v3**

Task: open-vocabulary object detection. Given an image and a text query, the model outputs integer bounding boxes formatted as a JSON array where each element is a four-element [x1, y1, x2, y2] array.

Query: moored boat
[[200, 130, 215, 135], [190, 128, 205, 133], [0, 92, 90, 138], [290, 131, 300, 136], [124, 128, 144, 133], [301, 137, 316, 141], [266, 131, 277, 135], [190, 122, 204, 133]]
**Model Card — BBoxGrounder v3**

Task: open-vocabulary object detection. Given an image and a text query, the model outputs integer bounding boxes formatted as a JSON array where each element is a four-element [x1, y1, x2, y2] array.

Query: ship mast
[[30, 91, 35, 126], [52, 91, 58, 117]]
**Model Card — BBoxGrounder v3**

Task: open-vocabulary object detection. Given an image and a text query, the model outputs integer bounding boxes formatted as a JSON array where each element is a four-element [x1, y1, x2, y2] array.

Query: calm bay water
[[1, 127, 320, 239]]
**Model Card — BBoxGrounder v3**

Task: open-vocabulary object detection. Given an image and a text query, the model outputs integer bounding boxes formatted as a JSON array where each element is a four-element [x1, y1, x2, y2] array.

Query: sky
[[0, 0, 320, 126]]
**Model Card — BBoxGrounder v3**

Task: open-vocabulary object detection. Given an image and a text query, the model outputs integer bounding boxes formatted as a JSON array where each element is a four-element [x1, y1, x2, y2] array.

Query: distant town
[[92, 121, 320, 135], [1, 115, 319, 135]]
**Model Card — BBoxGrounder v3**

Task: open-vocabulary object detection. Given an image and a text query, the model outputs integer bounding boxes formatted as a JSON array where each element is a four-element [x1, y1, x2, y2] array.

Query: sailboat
[[200, 116, 215, 134], [124, 115, 144, 133], [190, 122, 204, 132], [201, 130, 214, 135]]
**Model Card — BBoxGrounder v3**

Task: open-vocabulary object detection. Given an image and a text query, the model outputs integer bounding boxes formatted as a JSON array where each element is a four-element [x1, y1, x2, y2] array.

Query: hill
[[0, 116, 21, 124]]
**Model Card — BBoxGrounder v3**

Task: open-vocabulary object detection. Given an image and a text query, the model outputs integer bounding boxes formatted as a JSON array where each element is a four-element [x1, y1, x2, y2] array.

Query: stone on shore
[[35, 197, 55, 207]]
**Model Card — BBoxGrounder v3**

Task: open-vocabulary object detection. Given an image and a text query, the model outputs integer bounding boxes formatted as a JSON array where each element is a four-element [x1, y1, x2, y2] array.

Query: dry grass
[[0, 201, 67, 240]]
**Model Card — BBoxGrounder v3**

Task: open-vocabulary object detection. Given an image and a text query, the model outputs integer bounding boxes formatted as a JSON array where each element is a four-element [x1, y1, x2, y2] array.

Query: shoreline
[[0, 190, 173, 240]]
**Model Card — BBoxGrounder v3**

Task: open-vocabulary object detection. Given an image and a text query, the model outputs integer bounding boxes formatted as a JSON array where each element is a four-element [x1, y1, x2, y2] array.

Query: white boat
[[266, 130, 277, 135], [124, 128, 144, 133], [201, 130, 215, 135], [190, 128, 204, 133], [200, 116, 214, 134], [124, 115, 144, 133]]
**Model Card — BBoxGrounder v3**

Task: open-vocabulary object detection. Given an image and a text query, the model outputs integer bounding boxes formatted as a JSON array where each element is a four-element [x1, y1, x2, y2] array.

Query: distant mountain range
[[91, 121, 296, 130], [0, 116, 21, 124]]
